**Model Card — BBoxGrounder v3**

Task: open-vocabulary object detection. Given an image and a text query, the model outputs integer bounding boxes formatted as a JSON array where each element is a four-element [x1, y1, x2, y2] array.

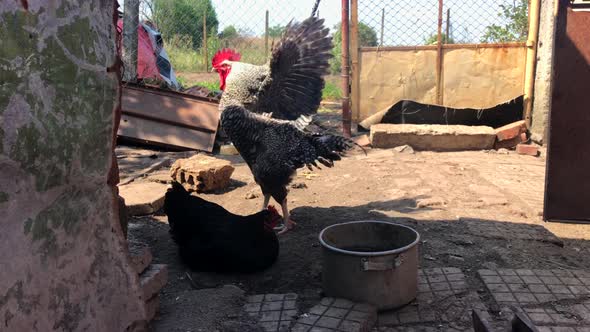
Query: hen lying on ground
[[164, 182, 282, 273]]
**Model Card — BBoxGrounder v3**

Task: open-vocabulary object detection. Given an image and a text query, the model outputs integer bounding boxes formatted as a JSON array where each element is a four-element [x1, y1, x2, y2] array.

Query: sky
[[121, 0, 519, 46]]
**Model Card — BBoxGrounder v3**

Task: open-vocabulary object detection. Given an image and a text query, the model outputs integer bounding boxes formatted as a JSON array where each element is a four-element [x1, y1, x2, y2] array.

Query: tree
[[481, 0, 529, 43], [330, 22, 378, 74], [424, 33, 455, 45], [220, 25, 238, 40], [267, 24, 286, 38], [153, 0, 218, 49]]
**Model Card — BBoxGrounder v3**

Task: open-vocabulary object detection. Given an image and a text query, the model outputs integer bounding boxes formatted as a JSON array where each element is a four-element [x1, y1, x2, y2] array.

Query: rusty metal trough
[[118, 84, 221, 152]]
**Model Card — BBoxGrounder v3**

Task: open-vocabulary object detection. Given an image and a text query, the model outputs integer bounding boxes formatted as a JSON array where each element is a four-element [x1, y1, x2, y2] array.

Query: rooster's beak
[[211, 67, 217, 73]]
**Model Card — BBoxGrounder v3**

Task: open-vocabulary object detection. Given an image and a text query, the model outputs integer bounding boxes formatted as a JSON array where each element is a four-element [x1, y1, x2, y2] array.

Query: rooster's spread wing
[[254, 16, 333, 121]]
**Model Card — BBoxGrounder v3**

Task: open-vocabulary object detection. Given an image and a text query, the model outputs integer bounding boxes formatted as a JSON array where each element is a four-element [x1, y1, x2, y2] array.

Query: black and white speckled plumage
[[219, 15, 333, 122], [221, 105, 355, 203]]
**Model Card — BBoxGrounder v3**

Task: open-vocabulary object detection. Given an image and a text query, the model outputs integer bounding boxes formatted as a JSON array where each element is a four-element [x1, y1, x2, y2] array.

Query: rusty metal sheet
[[118, 84, 220, 151], [544, 1, 590, 223]]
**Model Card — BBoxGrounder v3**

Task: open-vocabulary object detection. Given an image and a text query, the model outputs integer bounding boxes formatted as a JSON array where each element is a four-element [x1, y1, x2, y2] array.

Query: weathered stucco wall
[[0, 1, 146, 330], [357, 46, 527, 121], [531, 0, 557, 143]]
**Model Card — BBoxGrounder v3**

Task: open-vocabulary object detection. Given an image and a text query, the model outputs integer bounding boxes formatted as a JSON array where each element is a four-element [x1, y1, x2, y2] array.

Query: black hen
[[164, 182, 282, 273]]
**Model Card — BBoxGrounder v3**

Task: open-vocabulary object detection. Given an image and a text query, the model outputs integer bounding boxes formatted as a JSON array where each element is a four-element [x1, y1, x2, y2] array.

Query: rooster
[[212, 9, 357, 234], [164, 182, 282, 273], [213, 3, 329, 128]]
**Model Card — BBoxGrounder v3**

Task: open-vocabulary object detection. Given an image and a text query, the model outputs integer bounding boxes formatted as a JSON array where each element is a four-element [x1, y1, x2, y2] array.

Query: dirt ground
[[121, 117, 590, 331]]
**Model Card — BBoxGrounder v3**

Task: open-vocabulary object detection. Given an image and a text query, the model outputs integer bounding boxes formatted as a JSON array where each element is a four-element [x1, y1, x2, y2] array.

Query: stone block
[[370, 124, 496, 151], [118, 182, 168, 215]]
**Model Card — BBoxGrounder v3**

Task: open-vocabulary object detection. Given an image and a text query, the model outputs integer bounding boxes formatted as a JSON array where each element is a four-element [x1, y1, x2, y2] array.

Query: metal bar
[[380, 8, 385, 46], [360, 42, 526, 52], [435, 0, 444, 105], [341, 0, 351, 138], [350, 0, 360, 123], [265, 10, 269, 59], [203, 9, 208, 72], [122, 0, 139, 82], [524, 0, 542, 127]]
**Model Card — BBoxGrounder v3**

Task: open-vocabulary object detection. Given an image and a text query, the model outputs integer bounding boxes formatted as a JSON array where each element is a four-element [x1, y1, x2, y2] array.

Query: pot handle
[[361, 254, 404, 271]]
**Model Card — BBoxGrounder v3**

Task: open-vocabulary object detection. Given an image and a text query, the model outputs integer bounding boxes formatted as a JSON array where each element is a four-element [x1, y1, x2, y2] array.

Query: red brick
[[494, 131, 528, 149], [516, 144, 540, 156], [495, 120, 527, 141]]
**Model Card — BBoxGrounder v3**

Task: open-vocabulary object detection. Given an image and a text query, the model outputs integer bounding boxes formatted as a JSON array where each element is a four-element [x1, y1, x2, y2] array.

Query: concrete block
[[119, 182, 169, 216], [370, 124, 496, 151], [128, 240, 153, 275], [139, 264, 168, 301]]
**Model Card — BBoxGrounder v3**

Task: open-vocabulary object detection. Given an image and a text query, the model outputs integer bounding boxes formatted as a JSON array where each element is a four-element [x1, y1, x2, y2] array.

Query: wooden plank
[[122, 86, 220, 132], [118, 115, 216, 152]]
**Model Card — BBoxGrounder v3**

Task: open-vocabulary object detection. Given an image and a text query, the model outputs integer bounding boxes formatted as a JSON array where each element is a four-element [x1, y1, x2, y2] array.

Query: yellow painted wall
[[357, 46, 527, 121]]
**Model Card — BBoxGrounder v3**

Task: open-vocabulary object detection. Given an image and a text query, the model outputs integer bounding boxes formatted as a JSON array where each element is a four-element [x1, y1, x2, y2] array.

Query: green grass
[[167, 45, 203, 72], [322, 81, 343, 101]]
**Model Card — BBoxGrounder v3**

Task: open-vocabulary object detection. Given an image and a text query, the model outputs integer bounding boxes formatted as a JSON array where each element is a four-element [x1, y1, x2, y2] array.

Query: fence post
[[341, 0, 351, 138], [350, 0, 360, 123], [203, 10, 208, 72], [122, 0, 139, 82], [524, 0, 541, 127], [265, 10, 269, 59], [380, 8, 385, 46], [435, 0, 444, 105], [446, 8, 450, 43]]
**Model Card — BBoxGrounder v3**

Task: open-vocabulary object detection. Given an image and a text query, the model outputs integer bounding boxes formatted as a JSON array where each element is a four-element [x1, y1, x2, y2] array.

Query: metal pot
[[319, 221, 420, 310]]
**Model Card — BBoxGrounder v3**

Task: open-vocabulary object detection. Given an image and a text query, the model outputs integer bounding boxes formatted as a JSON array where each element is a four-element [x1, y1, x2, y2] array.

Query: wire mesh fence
[[358, 0, 530, 47], [118, 0, 337, 93]]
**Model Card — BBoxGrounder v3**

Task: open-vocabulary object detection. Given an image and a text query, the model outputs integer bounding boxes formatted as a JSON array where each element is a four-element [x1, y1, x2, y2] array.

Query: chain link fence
[[118, 0, 338, 93], [358, 0, 529, 47]]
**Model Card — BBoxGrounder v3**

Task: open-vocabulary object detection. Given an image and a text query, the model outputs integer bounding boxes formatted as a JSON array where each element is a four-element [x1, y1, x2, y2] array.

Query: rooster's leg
[[261, 194, 271, 210], [277, 198, 297, 235]]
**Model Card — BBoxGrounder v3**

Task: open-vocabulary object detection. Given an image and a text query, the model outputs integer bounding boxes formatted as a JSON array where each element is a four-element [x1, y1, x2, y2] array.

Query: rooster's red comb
[[212, 48, 241, 68]]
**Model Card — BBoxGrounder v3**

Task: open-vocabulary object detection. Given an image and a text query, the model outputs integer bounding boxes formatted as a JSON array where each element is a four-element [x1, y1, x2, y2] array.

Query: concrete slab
[[146, 170, 173, 184], [480, 269, 590, 330], [479, 269, 590, 306], [244, 293, 299, 332], [118, 182, 169, 215], [370, 124, 496, 151], [378, 268, 487, 329], [292, 298, 377, 332]]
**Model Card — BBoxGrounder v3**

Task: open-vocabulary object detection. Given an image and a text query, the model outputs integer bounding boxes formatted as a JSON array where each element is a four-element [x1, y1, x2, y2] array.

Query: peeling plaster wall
[[0, 1, 146, 331]]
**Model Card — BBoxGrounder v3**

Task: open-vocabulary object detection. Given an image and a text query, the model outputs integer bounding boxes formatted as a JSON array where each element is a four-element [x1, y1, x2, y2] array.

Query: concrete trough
[[370, 124, 496, 151]]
